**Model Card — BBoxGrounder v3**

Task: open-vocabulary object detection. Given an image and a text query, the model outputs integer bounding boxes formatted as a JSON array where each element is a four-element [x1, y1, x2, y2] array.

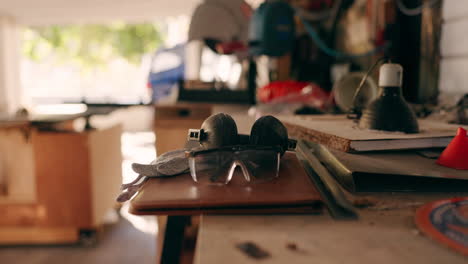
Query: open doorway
[[21, 17, 189, 106]]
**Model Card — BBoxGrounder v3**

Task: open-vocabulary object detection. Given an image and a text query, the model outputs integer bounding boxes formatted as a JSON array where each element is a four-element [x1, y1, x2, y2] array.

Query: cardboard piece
[[280, 115, 468, 152], [309, 141, 468, 192]]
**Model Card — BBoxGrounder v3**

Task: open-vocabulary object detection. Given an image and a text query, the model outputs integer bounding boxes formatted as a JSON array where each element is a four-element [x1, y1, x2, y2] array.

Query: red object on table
[[437, 127, 468, 170], [258, 80, 330, 109]]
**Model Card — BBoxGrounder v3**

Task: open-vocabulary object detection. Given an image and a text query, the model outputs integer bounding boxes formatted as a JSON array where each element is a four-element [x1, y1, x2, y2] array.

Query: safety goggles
[[185, 145, 282, 185]]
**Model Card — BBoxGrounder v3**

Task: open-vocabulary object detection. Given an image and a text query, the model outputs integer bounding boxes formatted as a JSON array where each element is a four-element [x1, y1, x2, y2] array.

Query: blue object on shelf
[[148, 44, 185, 102], [249, 1, 295, 57]]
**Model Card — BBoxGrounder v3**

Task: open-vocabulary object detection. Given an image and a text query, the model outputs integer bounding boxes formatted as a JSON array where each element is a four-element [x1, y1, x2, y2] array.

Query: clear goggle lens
[[189, 149, 280, 185]]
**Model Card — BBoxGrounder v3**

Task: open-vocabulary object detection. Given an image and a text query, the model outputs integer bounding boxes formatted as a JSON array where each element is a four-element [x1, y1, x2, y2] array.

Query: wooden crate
[[0, 124, 122, 245]]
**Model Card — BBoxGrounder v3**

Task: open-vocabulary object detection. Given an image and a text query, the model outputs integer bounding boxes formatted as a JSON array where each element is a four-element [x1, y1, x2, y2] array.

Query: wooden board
[[0, 126, 36, 202], [32, 130, 93, 227], [129, 153, 323, 215], [0, 227, 78, 244], [309, 142, 468, 192], [89, 125, 123, 226], [280, 115, 468, 152], [194, 193, 468, 264], [329, 149, 468, 180], [0, 203, 40, 225]]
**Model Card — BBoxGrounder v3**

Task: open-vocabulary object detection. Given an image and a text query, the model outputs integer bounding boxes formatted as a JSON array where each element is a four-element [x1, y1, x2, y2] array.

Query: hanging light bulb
[[359, 63, 419, 133]]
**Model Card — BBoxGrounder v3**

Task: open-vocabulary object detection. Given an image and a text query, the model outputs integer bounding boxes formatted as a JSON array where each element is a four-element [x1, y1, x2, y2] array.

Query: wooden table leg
[[159, 215, 191, 264], [155, 216, 167, 264]]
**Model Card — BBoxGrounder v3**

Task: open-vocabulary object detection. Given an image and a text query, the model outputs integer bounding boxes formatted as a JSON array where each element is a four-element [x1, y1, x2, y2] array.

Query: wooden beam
[[418, 0, 443, 103]]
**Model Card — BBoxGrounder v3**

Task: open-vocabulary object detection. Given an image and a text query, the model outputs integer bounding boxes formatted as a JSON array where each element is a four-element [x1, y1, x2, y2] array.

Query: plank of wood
[[195, 193, 468, 264], [0, 227, 78, 244], [280, 115, 468, 152], [315, 145, 468, 192], [0, 126, 36, 202], [0, 203, 40, 225], [88, 125, 123, 226], [129, 153, 323, 215], [419, 0, 441, 102], [32, 130, 93, 227]]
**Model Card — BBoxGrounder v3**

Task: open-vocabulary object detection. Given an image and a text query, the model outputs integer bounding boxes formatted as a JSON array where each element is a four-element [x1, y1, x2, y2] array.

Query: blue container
[[148, 44, 185, 102], [249, 1, 295, 57]]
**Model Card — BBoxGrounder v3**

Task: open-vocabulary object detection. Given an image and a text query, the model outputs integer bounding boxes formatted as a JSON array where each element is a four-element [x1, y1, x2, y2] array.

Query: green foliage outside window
[[23, 23, 163, 68]]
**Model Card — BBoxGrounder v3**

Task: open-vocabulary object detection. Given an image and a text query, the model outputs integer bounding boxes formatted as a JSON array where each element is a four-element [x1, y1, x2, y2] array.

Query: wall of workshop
[[439, 0, 468, 96], [0, 15, 21, 114]]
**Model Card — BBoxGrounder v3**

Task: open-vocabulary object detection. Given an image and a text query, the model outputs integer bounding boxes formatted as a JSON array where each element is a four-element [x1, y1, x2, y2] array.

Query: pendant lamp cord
[[347, 57, 388, 121]]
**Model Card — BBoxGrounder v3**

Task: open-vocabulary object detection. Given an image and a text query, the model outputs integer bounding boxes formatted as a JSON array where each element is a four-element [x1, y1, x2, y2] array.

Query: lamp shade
[[359, 63, 419, 133]]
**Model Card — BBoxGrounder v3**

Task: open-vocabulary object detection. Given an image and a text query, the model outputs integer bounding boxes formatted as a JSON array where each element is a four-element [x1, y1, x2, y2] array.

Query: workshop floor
[[0, 218, 155, 264]]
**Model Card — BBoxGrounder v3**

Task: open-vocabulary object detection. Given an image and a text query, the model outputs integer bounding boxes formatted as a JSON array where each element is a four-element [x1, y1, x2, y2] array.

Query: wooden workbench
[[195, 193, 468, 264], [145, 109, 468, 263]]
